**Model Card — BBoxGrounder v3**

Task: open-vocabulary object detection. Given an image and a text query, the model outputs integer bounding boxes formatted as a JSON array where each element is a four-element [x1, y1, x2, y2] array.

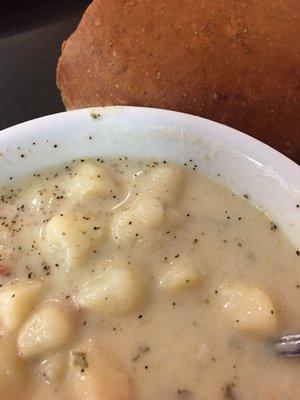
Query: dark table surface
[[0, 1, 90, 130]]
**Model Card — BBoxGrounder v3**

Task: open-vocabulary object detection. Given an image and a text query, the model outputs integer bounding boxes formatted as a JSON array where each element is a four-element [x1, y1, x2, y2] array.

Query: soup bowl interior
[[0, 106, 299, 248]]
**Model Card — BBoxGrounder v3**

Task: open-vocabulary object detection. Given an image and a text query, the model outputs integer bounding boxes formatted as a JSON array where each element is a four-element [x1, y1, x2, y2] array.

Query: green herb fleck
[[73, 352, 89, 373], [132, 345, 150, 362], [224, 383, 236, 400]]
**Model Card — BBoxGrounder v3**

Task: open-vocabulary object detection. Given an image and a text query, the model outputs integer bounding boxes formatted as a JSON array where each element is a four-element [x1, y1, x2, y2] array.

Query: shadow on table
[[0, 0, 90, 130]]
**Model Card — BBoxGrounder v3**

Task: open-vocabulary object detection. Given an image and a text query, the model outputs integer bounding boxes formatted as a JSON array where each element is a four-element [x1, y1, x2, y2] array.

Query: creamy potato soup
[[0, 158, 299, 400]]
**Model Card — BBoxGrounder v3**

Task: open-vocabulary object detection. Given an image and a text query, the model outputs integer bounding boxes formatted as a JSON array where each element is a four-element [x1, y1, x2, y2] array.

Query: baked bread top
[[57, 0, 300, 161]]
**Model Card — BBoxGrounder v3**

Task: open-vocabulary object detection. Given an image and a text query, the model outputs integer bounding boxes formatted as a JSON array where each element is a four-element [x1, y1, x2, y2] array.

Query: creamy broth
[[0, 158, 299, 400]]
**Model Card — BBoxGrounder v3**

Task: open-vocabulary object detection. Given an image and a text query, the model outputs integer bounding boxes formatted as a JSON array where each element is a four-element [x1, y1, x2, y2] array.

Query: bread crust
[[57, 0, 300, 161]]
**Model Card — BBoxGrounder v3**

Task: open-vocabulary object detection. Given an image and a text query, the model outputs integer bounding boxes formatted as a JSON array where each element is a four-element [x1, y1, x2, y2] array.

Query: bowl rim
[[0, 106, 299, 248], [1, 106, 298, 177]]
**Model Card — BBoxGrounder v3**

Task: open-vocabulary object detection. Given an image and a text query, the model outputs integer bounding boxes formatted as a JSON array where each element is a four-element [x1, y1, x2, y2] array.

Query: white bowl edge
[[0, 106, 299, 249]]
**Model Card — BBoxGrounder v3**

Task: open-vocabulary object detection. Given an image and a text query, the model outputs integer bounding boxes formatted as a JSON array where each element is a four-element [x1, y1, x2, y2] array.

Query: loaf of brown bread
[[57, 0, 300, 162]]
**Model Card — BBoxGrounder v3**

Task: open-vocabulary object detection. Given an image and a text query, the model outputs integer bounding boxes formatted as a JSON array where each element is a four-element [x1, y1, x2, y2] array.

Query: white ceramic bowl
[[0, 106, 299, 248]]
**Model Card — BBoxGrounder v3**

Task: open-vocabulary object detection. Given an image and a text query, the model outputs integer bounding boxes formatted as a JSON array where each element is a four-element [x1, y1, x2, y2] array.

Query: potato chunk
[[17, 303, 72, 358], [111, 198, 164, 243], [67, 163, 117, 200], [42, 211, 106, 269], [76, 265, 141, 314], [140, 164, 184, 203], [22, 186, 54, 213], [220, 283, 278, 336], [40, 353, 67, 383], [134, 198, 165, 225], [160, 259, 203, 292], [71, 344, 135, 400], [0, 281, 42, 332]]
